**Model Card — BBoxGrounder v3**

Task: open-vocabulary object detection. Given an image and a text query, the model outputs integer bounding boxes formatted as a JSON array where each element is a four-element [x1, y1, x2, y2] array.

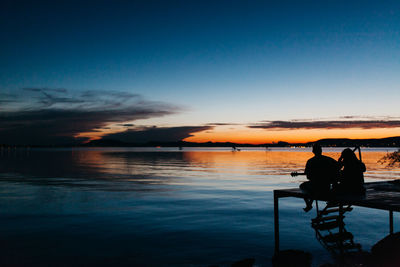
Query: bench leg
[[390, 210, 394, 234], [338, 204, 344, 254], [274, 191, 279, 253]]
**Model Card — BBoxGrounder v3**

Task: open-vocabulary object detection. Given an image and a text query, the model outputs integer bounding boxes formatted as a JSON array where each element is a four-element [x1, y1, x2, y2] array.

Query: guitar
[[291, 171, 306, 177]]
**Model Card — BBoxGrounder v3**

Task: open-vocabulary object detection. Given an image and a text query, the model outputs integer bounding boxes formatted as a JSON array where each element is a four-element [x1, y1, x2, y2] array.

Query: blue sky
[[1, 0, 400, 144]]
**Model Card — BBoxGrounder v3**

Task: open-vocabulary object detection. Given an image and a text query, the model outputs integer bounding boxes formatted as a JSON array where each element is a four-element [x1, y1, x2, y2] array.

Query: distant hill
[[308, 137, 400, 147], [4, 136, 399, 148], [82, 136, 400, 148], [83, 139, 264, 147]]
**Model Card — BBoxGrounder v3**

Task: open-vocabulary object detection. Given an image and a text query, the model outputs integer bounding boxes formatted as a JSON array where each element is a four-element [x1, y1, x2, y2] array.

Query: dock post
[[274, 191, 279, 253], [389, 210, 393, 234], [338, 204, 344, 254]]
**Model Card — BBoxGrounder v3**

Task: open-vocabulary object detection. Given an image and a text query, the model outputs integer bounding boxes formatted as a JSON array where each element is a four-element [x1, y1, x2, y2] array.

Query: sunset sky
[[1, 0, 400, 145]]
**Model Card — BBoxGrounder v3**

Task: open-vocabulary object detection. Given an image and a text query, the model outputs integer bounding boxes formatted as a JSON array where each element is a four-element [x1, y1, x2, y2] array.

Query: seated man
[[300, 144, 339, 212]]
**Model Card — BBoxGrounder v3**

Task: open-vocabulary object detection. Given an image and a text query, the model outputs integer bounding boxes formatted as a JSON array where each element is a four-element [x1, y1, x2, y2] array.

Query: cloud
[[248, 118, 400, 130], [102, 126, 213, 143], [0, 88, 179, 145], [0, 99, 16, 104], [23, 87, 67, 93], [0, 93, 17, 106], [204, 122, 238, 126]]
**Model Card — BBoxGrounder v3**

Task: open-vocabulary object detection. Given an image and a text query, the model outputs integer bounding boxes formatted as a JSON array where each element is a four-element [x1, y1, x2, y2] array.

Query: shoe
[[303, 205, 313, 212]]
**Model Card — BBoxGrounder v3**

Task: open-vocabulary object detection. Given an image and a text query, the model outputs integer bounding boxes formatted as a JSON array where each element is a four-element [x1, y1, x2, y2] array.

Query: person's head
[[312, 143, 322, 156], [340, 148, 358, 163]]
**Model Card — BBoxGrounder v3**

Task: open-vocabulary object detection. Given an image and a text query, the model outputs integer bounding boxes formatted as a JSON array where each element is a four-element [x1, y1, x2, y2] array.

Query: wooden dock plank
[[274, 181, 400, 212]]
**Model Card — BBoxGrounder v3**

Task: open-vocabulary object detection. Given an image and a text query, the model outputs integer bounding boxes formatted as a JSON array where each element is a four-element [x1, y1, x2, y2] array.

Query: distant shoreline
[[2, 136, 400, 148]]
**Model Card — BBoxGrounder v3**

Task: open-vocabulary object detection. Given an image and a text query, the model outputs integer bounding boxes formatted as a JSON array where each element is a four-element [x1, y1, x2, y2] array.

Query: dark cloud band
[[249, 119, 400, 130], [0, 88, 179, 145], [102, 126, 212, 143]]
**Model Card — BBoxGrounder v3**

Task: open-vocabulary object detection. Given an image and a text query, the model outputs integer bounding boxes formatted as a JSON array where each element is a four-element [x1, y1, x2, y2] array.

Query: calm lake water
[[1, 147, 399, 266]]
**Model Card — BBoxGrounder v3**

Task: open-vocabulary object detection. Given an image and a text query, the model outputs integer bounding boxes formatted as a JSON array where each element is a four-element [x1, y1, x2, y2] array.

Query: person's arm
[[330, 158, 340, 184], [338, 155, 344, 169], [360, 162, 366, 172], [305, 160, 312, 180]]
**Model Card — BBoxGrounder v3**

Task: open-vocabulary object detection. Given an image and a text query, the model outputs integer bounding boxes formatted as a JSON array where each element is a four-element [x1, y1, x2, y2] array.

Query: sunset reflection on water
[[73, 148, 400, 183], [0, 147, 399, 266]]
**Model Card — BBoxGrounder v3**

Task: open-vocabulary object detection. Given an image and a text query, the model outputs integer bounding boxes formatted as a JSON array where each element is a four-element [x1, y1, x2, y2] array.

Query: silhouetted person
[[335, 148, 366, 194], [300, 144, 339, 211]]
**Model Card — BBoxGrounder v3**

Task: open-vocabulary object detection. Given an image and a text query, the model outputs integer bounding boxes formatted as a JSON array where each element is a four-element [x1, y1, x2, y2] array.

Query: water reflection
[[280, 203, 400, 267], [1, 148, 399, 200], [311, 202, 366, 265], [1, 148, 399, 181], [0, 147, 399, 266]]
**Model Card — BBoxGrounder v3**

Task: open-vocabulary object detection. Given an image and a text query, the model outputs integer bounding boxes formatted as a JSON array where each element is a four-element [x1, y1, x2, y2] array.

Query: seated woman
[[335, 148, 366, 194]]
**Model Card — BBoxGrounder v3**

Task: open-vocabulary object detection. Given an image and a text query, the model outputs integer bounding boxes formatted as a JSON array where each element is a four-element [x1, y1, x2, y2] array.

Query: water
[[0, 147, 399, 266]]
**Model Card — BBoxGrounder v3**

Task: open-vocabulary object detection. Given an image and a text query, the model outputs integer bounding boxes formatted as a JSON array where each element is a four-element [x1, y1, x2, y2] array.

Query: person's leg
[[300, 181, 312, 191], [303, 199, 313, 212], [300, 182, 313, 212]]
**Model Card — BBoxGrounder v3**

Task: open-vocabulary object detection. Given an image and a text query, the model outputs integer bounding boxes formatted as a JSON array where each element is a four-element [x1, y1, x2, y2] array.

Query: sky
[[1, 0, 400, 145]]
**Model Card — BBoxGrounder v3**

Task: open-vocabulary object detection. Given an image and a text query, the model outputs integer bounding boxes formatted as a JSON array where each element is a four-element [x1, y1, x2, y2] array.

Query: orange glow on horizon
[[74, 123, 400, 145], [184, 126, 400, 144]]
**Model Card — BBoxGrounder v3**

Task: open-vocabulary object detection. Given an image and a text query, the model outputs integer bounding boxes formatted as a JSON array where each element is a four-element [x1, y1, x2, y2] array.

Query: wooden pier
[[274, 181, 400, 253]]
